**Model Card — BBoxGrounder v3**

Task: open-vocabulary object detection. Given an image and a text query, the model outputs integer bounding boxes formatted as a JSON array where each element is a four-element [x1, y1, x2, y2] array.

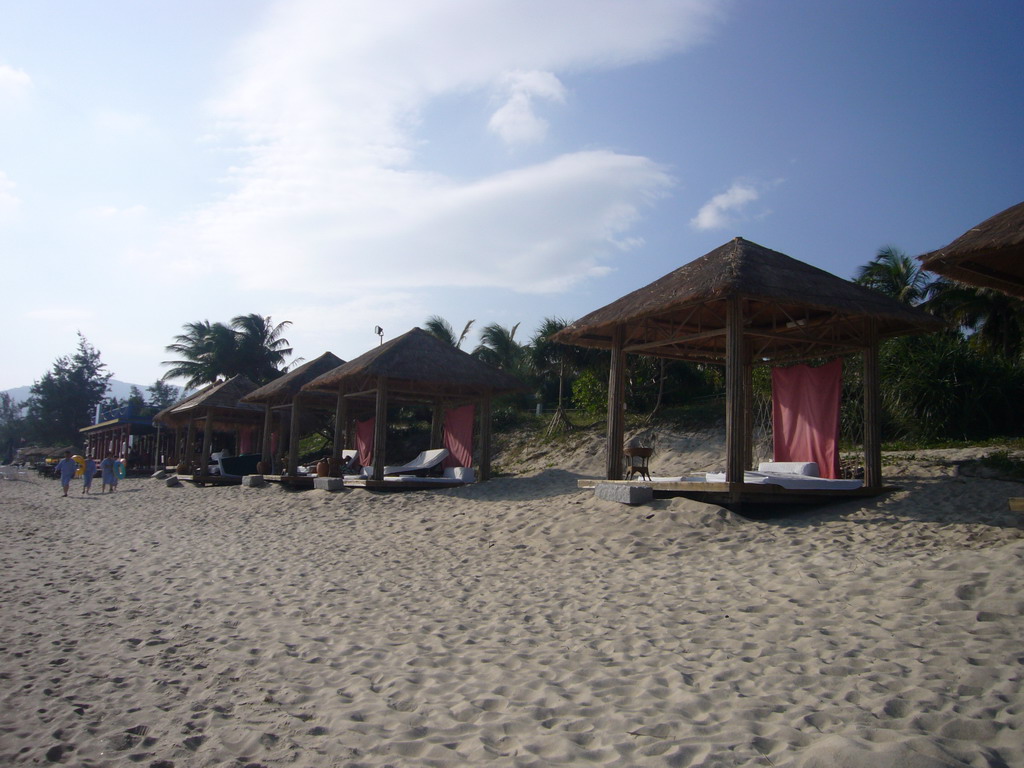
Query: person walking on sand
[[100, 454, 118, 493], [82, 455, 97, 494], [54, 451, 77, 498]]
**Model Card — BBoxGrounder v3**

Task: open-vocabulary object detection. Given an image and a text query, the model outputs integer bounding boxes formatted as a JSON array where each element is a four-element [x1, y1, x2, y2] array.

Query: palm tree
[[162, 320, 239, 388], [230, 313, 293, 383], [473, 322, 526, 375], [162, 314, 293, 388], [925, 279, 1024, 360], [854, 246, 931, 305], [422, 316, 475, 349], [530, 317, 578, 434]]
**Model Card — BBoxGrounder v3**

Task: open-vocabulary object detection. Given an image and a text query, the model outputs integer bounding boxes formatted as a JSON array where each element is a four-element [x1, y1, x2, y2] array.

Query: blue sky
[[2, 0, 1022, 392]]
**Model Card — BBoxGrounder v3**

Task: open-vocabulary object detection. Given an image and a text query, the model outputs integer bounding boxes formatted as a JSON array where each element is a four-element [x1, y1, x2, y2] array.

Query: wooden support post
[[863, 323, 882, 490], [743, 347, 754, 470], [480, 398, 492, 481], [606, 325, 626, 480], [333, 389, 347, 459], [261, 405, 273, 465], [288, 396, 302, 476], [153, 424, 161, 472], [430, 398, 444, 450], [199, 412, 213, 479], [725, 297, 747, 484], [372, 377, 388, 482], [277, 410, 290, 474], [185, 419, 195, 470]]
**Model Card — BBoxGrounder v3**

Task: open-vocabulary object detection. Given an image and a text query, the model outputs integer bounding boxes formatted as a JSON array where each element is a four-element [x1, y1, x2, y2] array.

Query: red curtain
[[442, 405, 475, 468], [239, 427, 255, 454], [771, 359, 842, 479], [356, 418, 375, 467]]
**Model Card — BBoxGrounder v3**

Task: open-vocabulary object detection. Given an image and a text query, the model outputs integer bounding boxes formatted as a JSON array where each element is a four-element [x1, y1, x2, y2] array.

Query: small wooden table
[[623, 446, 652, 480]]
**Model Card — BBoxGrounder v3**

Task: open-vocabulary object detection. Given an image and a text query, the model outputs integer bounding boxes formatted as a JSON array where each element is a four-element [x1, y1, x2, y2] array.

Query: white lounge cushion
[[758, 461, 819, 476], [443, 466, 475, 483], [383, 448, 449, 476], [706, 471, 861, 490]]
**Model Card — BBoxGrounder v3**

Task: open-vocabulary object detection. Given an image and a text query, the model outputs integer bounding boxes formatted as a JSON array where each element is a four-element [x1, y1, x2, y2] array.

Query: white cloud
[[0, 64, 31, 103], [177, 0, 721, 294], [690, 182, 760, 230], [488, 70, 566, 145], [182, 149, 671, 295], [0, 171, 21, 223]]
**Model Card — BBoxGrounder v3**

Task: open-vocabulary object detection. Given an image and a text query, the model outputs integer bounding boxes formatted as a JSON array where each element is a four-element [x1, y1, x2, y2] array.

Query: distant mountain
[[2, 379, 179, 407]]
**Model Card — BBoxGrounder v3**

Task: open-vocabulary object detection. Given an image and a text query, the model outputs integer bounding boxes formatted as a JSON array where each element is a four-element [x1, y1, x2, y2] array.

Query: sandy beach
[[2, 440, 1023, 767]]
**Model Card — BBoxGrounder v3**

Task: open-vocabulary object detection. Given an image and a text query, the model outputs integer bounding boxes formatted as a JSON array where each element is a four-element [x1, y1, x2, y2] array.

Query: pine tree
[[25, 333, 112, 446]]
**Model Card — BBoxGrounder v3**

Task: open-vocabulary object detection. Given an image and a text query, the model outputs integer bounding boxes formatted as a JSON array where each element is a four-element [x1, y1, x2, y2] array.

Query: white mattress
[[704, 471, 862, 490]]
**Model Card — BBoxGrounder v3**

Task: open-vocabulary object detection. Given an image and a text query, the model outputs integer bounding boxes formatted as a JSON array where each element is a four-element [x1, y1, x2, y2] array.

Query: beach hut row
[[153, 327, 523, 488]]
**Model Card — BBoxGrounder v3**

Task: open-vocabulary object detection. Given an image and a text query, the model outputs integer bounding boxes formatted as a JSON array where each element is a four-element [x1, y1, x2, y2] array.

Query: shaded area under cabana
[[918, 200, 1024, 299], [555, 237, 943, 508], [302, 327, 524, 489], [240, 351, 346, 488], [153, 375, 264, 485]]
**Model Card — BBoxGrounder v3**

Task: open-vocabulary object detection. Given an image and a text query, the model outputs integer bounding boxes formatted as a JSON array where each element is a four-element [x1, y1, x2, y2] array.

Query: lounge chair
[[360, 448, 448, 479], [215, 453, 262, 478], [382, 448, 450, 476]]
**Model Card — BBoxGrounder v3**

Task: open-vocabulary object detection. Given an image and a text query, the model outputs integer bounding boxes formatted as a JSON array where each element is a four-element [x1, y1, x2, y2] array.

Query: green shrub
[[571, 369, 607, 416]]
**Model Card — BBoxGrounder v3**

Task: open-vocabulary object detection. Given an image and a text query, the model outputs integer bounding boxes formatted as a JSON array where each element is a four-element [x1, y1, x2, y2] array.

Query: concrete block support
[[595, 483, 653, 506]]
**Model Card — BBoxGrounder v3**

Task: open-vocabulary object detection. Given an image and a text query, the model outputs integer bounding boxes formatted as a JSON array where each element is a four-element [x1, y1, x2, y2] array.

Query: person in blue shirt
[[53, 451, 77, 498], [100, 454, 118, 493], [82, 456, 97, 494]]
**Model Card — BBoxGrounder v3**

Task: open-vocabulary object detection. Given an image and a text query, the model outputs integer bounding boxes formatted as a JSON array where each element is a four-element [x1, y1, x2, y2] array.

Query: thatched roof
[[153, 375, 263, 427], [918, 201, 1024, 298], [554, 237, 943, 363], [303, 327, 524, 401], [241, 352, 346, 407]]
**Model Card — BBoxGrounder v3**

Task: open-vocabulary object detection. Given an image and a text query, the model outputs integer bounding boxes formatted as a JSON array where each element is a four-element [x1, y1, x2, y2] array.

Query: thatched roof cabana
[[243, 352, 345, 407], [555, 237, 943, 496], [303, 327, 524, 481], [154, 375, 262, 428], [918, 201, 1024, 298], [241, 352, 346, 474], [153, 375, 262, 477]]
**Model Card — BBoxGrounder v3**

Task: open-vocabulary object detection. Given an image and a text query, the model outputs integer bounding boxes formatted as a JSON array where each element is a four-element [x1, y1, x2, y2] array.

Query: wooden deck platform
[[577, 478, 887, 509], [176, 474, 243, 487], [262, 474, 316, 489], [261, 474, 467, 491], [341, 477, 467, 491]]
